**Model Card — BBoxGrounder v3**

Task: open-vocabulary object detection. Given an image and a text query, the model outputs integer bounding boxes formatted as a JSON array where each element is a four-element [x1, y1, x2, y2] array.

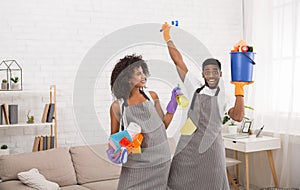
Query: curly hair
[[110, 54, 150, 99]]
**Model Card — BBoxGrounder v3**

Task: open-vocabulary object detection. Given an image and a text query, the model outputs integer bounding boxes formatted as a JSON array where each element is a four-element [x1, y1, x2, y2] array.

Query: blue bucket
[[230, 52, 255, 82]]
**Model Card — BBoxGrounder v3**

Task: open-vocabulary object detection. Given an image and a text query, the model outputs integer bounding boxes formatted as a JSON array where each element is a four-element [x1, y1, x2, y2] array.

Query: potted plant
[[0, 144, 9, 155], [27, 111, 34, 124], [223, 113, 238, 133], [1, 79, 8, 90], [223, 105, 255, 134], [222, 112, 231, 125], [10, 76, 20, 90]]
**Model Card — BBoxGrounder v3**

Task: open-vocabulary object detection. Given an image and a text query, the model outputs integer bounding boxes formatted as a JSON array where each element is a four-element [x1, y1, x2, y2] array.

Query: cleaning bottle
[[176, 84, 189, 108]]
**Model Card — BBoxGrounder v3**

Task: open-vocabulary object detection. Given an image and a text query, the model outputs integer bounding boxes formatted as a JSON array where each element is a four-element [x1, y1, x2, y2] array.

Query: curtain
[[244, 0, 300, 188]]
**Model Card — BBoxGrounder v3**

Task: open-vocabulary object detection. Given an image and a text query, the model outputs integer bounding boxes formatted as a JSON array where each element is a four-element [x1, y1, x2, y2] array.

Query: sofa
[[0, 144, 121, 190]]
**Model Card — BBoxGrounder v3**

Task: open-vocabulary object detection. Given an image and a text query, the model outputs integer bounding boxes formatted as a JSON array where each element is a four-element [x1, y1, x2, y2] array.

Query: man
[[161, 22, 252, 190]]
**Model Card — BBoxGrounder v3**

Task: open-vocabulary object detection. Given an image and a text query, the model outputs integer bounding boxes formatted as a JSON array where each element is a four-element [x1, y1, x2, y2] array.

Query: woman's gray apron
[[117, 99, 171, 190], [168, 86, 229, 190]]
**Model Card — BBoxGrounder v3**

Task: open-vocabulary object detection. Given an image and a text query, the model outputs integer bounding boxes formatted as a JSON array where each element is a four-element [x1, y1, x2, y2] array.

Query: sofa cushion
[[69, 144, 121, 184], [0, 180, 35, 190], [0, 147, 77, 187], [60, 185, 90, 190], [81, 179, 119, 190]]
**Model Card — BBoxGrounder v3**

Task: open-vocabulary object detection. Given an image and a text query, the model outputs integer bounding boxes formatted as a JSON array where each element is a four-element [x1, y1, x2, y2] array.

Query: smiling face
[[202, 64, 222, 89], [129, 66, 147, 88]]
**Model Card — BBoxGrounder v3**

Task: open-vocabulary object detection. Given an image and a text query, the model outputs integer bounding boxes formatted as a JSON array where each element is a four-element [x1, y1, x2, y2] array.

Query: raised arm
[[228, 82, 253, 122], [227, 96, 244, 122], [162, 22, 188, 82], [149, 91, 174, 129]]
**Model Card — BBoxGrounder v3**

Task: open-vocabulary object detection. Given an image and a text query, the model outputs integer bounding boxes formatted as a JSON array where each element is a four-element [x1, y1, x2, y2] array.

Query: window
[[272, 0, 300, 114]]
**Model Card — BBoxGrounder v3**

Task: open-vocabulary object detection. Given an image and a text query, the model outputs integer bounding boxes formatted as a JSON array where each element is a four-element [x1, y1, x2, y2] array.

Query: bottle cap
[[177, 83, 181, 90]]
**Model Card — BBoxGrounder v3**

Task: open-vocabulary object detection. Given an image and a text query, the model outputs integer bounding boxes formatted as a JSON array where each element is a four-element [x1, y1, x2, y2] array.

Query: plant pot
[[10, 83, 20, 90], [27, 119, 34, 124], [228, 125, 238, 134], [0, 149, 10, 155], [1, 83, 8, 90]]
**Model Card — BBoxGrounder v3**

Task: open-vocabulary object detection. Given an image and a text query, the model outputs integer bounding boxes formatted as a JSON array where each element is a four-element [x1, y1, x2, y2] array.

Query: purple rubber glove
[[106, 148, 121, 164], [166, 86, 182, 114]]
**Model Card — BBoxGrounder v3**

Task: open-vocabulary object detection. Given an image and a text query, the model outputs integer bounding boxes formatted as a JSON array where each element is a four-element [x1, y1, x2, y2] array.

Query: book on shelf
[[47, 136, 51, 150], [46, 103, 55, 123], [50, 136, 55, 149], [0, 107, 2, 125], [8, 105, 18, 124], [1, 104, 10, 124], [42, 136, 47, 150], [32, 136, 40, 152], [41, 104, 50, 123], [46, 136, 55, 149], [32, 136, 55, 152], [39, 136, 44, 151]]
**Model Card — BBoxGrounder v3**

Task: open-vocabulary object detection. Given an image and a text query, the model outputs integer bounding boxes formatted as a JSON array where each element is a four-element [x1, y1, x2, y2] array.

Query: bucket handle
[[242, 53, 256, 65]]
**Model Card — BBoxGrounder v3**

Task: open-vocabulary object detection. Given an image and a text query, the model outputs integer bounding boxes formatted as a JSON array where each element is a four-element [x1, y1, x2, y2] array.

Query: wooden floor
[[230, 184, 260, 190]]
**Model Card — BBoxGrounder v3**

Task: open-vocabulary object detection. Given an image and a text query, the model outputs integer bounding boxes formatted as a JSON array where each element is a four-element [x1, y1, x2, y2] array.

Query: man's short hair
[[202, 58, 221, 70]]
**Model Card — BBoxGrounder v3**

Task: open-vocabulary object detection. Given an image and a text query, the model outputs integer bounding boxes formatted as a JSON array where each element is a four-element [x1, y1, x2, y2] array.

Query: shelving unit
[[0, 85, 57, 149], [49, 85, 57, 148], [0, 122, 54, 128]]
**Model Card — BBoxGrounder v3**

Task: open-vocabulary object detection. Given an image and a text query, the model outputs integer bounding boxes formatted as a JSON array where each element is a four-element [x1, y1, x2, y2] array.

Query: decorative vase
[[228, 125, 238, 134], [10, 83, 20, 90], [1, 82, 8, 90], [0, 149, 10, 155]]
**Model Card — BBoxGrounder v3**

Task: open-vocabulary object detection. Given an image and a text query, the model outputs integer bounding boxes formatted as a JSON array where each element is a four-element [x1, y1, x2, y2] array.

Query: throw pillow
[[17, 168, 60, 190]]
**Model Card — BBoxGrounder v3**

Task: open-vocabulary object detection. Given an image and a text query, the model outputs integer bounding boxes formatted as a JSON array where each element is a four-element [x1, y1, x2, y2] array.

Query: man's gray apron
[[168, 85, 229, 190], [117, 96, 171, 190]]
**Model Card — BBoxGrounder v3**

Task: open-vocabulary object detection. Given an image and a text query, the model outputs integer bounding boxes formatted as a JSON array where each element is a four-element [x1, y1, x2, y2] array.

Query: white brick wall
[[0, 0, 242, 154]]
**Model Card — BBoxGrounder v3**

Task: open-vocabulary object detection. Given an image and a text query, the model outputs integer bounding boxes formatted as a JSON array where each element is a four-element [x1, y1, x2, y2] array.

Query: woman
[[107, 54, 179, 190]]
